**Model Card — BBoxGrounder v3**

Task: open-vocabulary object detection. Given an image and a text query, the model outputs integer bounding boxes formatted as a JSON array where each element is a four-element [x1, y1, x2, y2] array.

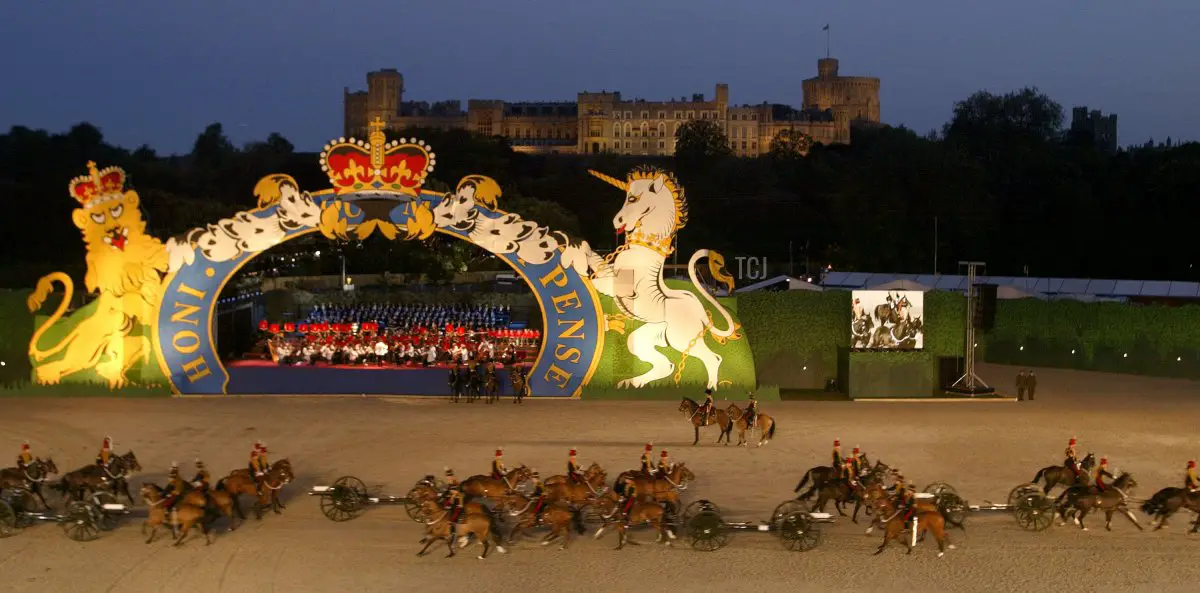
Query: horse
[[139, 483, 219, 546], [0, 458, 58, 510], [678, 397, 733, 445], [53, 450, 141, 504], [460, 466, 533, 501], [544, 465, 608, 503], [408, 483, 494, 519], [590, 490, 676, 550], [448, 368, 464, 403], [509, 366, 529, 403], [1031, 452, 1096, 494], [868, 293, 910, 348], [484, 363, 501, 404], [725, 402, 777, 447], [892, 315, 923, 350], [498, 491, 587, 549], [466, 363, 484, 403], [1055, 472, 1142, 531], [615, 463, 694, 511], [218, 459, 294, 520], [1141, 487, 1200, 532], [180, 482, 244, 531], [794, 457, 885, 501], [861, 484, 954, 558], [415, 500, 506, 559]]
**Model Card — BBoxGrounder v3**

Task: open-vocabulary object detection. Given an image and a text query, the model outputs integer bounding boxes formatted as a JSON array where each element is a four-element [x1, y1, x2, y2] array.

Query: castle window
[[741, 141, 747, 150], [641, 141, 647, 149], [614, 111, 620, 119], [614, 125, 621, 137], [674, 111, 682, 119], [658, 141, 665, 149], [657, 111, 665, 119], [624, 122, 632, 136], [624, 111, 632, 118], [752, 141, 757, 150], [624, 141, 630, 149], [640, 122, 648, 137], [687, 111, 694, 119], [657, 122, 666, 137], [640, 111, 648, 119]]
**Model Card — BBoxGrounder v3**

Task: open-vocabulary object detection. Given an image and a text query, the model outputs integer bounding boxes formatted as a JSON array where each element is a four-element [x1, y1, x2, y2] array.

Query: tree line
[[2, 86, 1198, 290]]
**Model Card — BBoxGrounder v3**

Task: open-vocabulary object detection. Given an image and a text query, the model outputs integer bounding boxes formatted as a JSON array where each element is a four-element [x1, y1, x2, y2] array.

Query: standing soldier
[[1016, 371, 1027, 401], [567, 448, 582, 484], [832, 439, 843, 478], [96, 436, 113, 472], [657, 450, 671, 479], [491, 448, 506, 481], [640, 443, 654, 476], [16, 441, 33, 471], [1186, 460, 1198, 492], [1026, 371, 1037, 401]]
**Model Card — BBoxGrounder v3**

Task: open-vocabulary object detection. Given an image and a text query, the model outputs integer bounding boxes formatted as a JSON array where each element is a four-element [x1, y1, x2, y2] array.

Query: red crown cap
[[495, 449, 503, 457], [660, 450, 668, 457], [569, 449, 577, 456], [321, 118, 435, 195], [1099, 457, 1107, 464], [1188, 460, 1196, 468], [69, 161, 127, 207], [834, 440, 840, 447], [645, 443, 653, 452], [1069, 438, 1077, 445], [21, 443, 30, 451], [853, 446, 860, 453]]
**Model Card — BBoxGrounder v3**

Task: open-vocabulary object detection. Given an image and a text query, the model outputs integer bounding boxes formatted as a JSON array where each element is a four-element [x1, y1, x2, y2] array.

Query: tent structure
[[866, 278, 932, 292], [735, 275, 824, 293], [995, 284, 1042, 300]]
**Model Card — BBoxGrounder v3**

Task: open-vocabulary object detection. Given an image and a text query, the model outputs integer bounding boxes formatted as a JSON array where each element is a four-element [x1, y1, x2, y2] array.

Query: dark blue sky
[[3, 1, 1195, 154]]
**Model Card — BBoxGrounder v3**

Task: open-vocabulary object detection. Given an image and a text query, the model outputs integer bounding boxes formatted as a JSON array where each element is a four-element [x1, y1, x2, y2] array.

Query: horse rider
[[192, 459, 211, 492], [16, 441, 33, 471], [640, 443, 654, 476], [619, 476, 638, 521], [439, 467, 459, 505], [443, 469, 464, 523], [491, 448, 506, 481], [656, 450, 671, 479], [249, 442, 268, 496], [832, 439, 843, 478], [530, 470, 547, 524], [849, 446, 863, 477], [743, 392, 758, 428], [1093, 457, 1114, 493], [567, 448, 583, 484], [1064, 437, 1082, 482], [895, 483, 917, 525], [700, 389, 715, 425], [163, 462, 186, 515], [887, 472, 906, 496], [96, 436, 113, 472], [1186, 460, 1199, 492]]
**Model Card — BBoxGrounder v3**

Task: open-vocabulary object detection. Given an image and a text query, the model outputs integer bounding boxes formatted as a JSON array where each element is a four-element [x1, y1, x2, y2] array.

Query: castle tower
[[366, 69, 404, 124], [802, 57, 880, 143]]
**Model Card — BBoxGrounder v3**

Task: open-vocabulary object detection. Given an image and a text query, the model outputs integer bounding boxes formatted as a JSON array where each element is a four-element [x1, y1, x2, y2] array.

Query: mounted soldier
[[895, 483, 917, 524], [1093, 457, 1114, 493], [1186, 460, 1199, 492], [191, 459, 211, 492], [743, 392, 759, 428], [96, 436, 114, 471], [567, 448, 583, 484], [491, 448, 506, 480], [1064, 437, 1082, 482], [619, 476, 638, 520], [443, 468, 464, 523], [656, 450, 671, 479], [640, 443, 654, 476], [249, 441, 268, 496], [832, 439, 843, 479], [163, 462, 186, 515], [529, 470, 547, 524], [16, 441, 33, 471], [700, 388, 715, 425]]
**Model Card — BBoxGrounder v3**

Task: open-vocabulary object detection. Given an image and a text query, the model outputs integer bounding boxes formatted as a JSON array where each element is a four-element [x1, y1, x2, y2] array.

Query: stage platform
[[225, 360, 522, 396]]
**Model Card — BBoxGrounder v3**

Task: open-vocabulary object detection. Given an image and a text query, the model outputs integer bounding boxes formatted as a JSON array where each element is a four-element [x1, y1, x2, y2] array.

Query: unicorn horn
[[587, 170, 627, 192]]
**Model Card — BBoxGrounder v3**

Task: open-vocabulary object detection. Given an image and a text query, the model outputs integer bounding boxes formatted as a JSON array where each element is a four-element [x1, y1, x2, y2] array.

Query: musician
[[373, 338, 389, 367], [491, 448, 506, 480], [1186, 460, 1198, 492], [640, 443, 654, 476], [567, 448, 582, 484]]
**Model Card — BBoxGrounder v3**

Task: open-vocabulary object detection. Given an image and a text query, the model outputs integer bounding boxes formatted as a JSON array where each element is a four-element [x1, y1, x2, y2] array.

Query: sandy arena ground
[[2, 363, 1199, 593]]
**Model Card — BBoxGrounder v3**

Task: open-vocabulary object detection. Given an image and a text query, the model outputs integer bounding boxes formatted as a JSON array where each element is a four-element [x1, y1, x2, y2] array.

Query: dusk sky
[[3, 1, 1196, 155]]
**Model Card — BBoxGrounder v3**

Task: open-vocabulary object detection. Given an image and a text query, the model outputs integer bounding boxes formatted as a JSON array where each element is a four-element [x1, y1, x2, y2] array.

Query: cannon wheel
[[1014, 492, 1055, 532], [778, 510, 822, 551], [6, 488, 38, 528], [936, 491, 969, 527], [63, 501, 101, 542], [923, 482, 958, 497], [0, 500, 18, 538], [771, 500, 809, 529], [319, 476, 369, 522], [91, 491, 120, 531], [686, 510, 730, 551], [1007, 483, 1044, 507], [682, 500, 721, 526], [404, 487, 426, 522]]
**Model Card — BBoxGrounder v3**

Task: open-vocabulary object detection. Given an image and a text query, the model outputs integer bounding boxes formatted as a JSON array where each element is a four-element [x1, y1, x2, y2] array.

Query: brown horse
[[545, 466, 608, 504], [460, 465, 532, 501], [1141, 487, 1200, 532], [139, 483, 218, 546], [415, 500, 506, 559], [615, 463, 694, 511], [1031, 453, 1096, 494], [509, 366, 529, 403], [499, 491, 587, 549], [1055, 472, 1142, 531], [794, 457, 885, 501], [590, 491, 676, 550], [484, 363, 501, 404], [54, 451, 141, 504], [678, 397, 733, 445], [409, 483, 494, 519], [862, 485, 954, 557], [218, 459, 294, 519], [0, 458, 58, 510], [860, 482, 961, 535], [180, 483, 244, 530], [725, 403, 777, 447]]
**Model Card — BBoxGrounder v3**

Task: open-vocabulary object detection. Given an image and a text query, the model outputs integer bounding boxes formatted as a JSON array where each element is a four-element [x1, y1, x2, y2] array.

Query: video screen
[[850, 290, 924, 350]]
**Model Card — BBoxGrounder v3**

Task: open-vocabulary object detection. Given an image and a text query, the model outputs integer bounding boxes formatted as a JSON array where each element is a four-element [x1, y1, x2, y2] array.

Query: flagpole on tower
[[823, 23, 830, 58]]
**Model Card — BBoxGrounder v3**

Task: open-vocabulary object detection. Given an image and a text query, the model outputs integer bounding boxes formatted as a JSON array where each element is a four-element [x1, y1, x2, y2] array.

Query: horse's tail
[[1141, 490, 1169, 516], [766, 418, 777, 440], [686, 250, 741, 342], [1032, 467, 1048, 486], [215, 478, 227, 491], [794, 470, 811, 494]]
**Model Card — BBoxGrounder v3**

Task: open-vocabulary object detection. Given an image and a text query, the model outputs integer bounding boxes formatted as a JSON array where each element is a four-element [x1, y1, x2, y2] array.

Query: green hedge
[[0, 290, 33, 387], [982, 299, 1200, 378]]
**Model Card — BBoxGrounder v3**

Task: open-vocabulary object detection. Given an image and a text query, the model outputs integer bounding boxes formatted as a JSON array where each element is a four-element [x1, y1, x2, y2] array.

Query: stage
[[225, 359, 524, 396]]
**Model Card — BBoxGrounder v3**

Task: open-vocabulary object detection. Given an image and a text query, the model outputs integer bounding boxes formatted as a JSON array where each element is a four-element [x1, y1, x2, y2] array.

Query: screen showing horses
[[850, 290, 925, 350]]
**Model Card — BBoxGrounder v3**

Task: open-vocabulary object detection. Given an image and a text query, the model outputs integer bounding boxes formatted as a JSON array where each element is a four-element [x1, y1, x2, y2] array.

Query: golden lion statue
[[27, 162, 168, 389]]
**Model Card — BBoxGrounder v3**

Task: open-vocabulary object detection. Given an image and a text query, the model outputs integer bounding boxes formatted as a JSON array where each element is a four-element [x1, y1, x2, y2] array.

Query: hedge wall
[[982, 299, 1200, 378], [0, 290, 33, 387]]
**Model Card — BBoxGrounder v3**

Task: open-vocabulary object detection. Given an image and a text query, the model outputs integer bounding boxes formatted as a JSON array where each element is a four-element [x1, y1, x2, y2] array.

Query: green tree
[[191, 123, 236, 170], [674, 120, 732, 165], [768, 129, 815, 160]]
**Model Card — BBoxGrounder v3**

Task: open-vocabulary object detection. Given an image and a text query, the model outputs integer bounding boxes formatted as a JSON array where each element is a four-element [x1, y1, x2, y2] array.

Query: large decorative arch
[[152, 121, 604, 396]]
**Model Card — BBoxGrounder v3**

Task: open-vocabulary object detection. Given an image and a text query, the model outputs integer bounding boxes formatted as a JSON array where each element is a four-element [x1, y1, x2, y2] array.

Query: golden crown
[[320, 118, 436, 195], [626, 228, 675, 257], [68, 161, 127, 207]]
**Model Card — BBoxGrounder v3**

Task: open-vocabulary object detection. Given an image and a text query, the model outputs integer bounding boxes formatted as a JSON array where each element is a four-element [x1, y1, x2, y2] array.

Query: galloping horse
[[1055, 472, 1142, 531], [678, 397, 733, 445], [1141, 487, 1200, 532], [408, 483, 493, 518], [725, 403, 777, 447], [139, 483, 218, 546], [794, 457, 886, 501], [1031, 452, 1096, 494], [615, 463, 695, 511], [180, 482, 244, 530], [869, 293, 911, 349], [0, 458, 58, 510], [460, 466, 533, 501], [415, 500, 506, 559], [218, 459, 295, 519], [54, 450, 141, 504], [544, 465, 608, 503], [484, 363, 501, 404], [498, 491, 587, 549], [861, 484, 954, 558], [590, 490, 676, 550]]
